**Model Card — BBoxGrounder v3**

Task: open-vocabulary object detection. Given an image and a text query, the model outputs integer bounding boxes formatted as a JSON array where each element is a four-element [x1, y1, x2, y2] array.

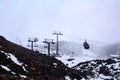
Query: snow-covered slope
[[73, 57, 120, 80], [36, 41, 109, 67], [56, 49, 97, 67], [30, 41, 120, 68], [53, 41, 120, 67], [51, 41, 106, 67], [58, 41, 104, 57], [38, 41, 105, 56], [100, 43, 120, 58]]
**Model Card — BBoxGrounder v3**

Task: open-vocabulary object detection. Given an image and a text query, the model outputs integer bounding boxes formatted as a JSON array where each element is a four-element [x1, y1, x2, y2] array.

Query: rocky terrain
[[0, 36, 120, 80], [0, 36, 81, 80], [73, 57, 120, 80]]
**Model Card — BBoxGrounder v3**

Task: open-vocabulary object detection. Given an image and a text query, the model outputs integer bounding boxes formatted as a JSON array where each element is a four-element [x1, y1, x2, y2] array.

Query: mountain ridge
[[0, 36, 82, 80]]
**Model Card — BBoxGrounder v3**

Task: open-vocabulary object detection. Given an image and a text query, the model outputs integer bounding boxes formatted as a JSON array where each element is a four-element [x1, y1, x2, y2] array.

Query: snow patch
[[1, 65, 10, 71], [20, 74, 27, 78], [9, 53, 23, 66], [65, 76, 71, 80], [99, 74, 112, 79], [22, 65, 28, 73]]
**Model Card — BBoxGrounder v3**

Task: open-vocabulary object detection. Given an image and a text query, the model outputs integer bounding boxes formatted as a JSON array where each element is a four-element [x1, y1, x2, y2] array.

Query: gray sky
[[0, 0, 120, 44]]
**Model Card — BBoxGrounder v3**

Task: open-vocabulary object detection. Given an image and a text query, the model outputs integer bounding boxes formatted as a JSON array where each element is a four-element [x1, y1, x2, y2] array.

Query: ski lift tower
[[43, 39, 55, 56], [52, 31, 63, 56], [28, 38, 38, 51]]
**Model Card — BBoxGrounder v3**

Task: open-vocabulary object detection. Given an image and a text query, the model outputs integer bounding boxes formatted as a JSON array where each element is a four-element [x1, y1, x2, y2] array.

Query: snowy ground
[[56, 49, 97, 67]]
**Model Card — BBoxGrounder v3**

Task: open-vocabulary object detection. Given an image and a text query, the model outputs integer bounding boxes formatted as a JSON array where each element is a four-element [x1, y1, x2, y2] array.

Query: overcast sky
[[0, 0, 120, 45]]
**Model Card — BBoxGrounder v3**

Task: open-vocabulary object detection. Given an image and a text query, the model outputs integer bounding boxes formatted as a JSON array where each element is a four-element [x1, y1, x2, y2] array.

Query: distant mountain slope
[[100, 43, 120, 58], [58, 41, 83, 55], [38, 40, 120, 60], [52, 41, 106, 57], [56, 49, 97, 67], [55, 41, 120, 59], [54, 41, 105, 67]]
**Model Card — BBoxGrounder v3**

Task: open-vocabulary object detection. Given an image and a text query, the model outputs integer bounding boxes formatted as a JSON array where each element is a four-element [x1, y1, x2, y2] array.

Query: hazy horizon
[[0, 0, 120, 45]]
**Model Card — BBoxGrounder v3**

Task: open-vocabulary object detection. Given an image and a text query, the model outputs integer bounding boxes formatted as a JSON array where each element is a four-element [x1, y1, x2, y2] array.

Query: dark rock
[[0, 36, 81, 80]]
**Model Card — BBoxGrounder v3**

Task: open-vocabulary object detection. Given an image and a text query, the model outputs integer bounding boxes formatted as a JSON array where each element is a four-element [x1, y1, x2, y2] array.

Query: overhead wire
[[63, 34, 111, 46]]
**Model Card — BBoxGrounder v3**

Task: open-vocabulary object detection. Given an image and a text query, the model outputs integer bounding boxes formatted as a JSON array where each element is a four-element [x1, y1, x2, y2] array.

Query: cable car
[[83, 40, 90, 49]]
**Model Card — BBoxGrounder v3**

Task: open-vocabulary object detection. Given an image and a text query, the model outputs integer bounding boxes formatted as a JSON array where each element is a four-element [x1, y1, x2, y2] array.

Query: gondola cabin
[[83, 40, 90, 49]]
